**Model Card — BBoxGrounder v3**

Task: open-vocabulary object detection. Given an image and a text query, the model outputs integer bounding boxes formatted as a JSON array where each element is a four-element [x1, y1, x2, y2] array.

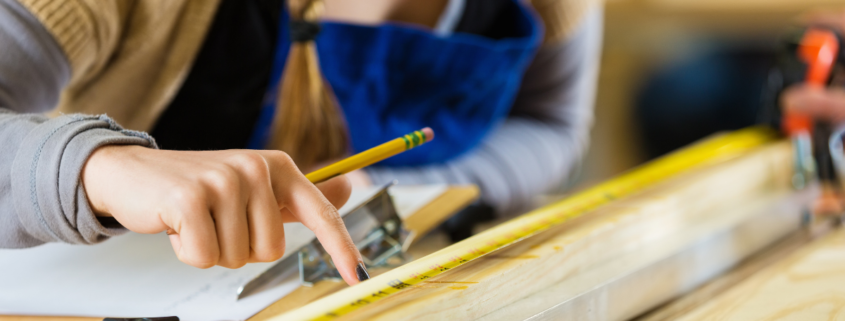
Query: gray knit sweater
[[0, 0, 601, 248]]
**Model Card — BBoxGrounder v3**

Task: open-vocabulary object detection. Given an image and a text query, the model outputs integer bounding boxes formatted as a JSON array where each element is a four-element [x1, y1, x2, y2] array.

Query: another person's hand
[[782, 85, 845, 124], [81, 146, 365, 285]]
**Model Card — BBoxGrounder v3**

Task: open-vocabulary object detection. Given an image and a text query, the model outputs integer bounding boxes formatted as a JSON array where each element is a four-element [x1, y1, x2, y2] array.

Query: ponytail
[[269, 0, 348, 170]]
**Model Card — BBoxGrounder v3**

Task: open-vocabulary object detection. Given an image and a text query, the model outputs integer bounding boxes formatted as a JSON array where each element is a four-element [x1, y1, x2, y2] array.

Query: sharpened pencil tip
[[421, 127, 434, 142]]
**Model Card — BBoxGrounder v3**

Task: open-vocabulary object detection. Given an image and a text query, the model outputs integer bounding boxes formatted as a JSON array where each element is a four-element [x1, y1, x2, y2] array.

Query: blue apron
[[247, 0, 543, 166]]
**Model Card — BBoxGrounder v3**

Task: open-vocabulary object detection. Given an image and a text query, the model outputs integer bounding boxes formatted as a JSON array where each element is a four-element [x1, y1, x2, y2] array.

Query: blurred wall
[[576, 0, 845, 186]]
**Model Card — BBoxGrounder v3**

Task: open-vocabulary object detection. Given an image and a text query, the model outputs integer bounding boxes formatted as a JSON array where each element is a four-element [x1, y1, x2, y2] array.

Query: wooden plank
[[485, 190, 812, 321], [286, 141, 794, 320], [636, 218, 839, 321], [669, 220, 845, 320], [278, 128, 780, 320]]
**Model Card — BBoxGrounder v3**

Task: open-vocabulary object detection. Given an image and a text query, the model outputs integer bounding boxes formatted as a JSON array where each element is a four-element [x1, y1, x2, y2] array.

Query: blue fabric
[[248, 0, 543, 166]]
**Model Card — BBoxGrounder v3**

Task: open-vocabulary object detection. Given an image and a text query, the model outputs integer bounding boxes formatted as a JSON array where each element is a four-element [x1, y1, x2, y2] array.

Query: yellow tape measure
[[278, 127, 779, 321]]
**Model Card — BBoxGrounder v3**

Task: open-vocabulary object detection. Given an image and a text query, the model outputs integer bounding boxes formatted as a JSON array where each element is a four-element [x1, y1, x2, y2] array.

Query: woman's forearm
[[0, 111, 158, 248], [0, 0, 157, 248]]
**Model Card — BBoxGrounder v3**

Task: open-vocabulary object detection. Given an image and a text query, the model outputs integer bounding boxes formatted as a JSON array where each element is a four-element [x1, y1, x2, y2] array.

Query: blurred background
[[445, 0, 845, 241], [577, 0, 845, 186]]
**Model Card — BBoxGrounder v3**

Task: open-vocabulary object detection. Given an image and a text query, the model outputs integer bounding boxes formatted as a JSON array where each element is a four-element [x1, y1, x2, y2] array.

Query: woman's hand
[[81, 145, 366, 285]]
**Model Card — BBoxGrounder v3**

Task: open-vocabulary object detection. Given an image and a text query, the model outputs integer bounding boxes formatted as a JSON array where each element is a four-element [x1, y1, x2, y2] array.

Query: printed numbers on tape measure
[[430, 264, 449, 272], [371, 290, 389, 298], [388, 279, 412, 290], [410, 272, 430, 280], [350, 298, 370, 307], [449, 255, 468, 264]]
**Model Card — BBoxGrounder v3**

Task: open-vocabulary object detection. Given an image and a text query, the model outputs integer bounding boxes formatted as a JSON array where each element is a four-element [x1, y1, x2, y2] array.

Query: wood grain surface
[[671, 221, 845, 321]]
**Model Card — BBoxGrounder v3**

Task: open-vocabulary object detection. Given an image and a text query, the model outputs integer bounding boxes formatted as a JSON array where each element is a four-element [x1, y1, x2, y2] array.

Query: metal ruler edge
[[274, 127, 780, 321]]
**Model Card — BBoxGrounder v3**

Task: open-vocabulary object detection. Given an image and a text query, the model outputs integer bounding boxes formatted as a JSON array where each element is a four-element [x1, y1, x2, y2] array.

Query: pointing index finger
[[257, 150, 365, 285], [286, 176, 365, 285]]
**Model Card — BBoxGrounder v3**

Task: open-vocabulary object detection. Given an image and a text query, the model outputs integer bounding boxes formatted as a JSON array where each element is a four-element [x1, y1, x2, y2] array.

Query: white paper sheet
[[0, 184, 446, 321]]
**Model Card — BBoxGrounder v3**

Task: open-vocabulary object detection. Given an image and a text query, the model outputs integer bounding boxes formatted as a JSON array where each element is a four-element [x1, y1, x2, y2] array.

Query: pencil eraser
[[422, 127, 434, 142]]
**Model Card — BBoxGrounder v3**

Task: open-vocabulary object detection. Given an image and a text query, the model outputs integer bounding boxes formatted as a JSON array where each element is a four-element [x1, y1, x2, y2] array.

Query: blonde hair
[[269, 0, 348, 170]]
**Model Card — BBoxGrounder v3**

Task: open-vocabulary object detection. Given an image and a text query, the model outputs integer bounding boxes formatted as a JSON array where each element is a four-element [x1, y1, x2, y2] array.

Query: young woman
[[0, 0, 602, 285]]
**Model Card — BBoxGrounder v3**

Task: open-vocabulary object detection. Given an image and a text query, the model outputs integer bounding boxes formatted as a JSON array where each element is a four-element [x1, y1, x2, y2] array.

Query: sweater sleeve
[[366, 5, 603, 215], [0, 0, 157, 248]]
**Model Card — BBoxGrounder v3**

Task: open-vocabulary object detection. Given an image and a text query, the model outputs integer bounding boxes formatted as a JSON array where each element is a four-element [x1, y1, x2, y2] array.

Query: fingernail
[[356, 263, 370, 281]]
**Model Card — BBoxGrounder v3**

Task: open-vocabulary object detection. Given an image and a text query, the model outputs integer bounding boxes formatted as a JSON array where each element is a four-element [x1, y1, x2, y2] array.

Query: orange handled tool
[[765, 27, 842, 192], [778, 27, 843, 215], [782, 28, 839, 136]]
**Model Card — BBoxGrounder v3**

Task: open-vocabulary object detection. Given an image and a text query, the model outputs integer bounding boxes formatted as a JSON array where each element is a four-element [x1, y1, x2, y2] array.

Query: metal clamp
[[238, 183, 411, 298], [298, 182, 410, 286]]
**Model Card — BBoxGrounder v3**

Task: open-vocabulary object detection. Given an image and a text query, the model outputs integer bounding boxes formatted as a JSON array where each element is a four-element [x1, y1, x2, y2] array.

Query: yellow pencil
[[306, 127, 435, 183]]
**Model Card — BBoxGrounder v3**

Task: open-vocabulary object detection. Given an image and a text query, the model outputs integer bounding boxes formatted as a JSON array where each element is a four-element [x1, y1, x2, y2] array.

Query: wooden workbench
[[643, 218, 845, 321]]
